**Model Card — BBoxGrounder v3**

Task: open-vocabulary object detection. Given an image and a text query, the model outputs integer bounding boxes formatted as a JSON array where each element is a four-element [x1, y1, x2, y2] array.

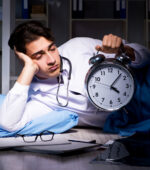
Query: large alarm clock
[[85, 53, 135, 111]]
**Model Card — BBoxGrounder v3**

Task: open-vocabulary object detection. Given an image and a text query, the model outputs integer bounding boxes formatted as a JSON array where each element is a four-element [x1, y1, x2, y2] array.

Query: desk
[[0, 128, 149, 170]]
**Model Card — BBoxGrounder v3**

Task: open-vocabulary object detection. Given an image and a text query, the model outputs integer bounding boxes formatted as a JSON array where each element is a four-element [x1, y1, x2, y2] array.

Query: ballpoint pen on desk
[[68, 139, 97, 144], [68, 139, 115, 151], [68, 139, 114, 147]]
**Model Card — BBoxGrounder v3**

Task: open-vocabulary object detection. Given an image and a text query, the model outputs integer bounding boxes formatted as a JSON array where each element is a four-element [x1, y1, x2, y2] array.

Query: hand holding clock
[[95, 34, 122, 54], [95, 34, 135, 61]]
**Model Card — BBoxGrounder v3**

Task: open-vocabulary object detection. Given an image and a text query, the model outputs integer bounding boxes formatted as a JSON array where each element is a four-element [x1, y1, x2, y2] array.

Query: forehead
[[25, 37, 53, 55]]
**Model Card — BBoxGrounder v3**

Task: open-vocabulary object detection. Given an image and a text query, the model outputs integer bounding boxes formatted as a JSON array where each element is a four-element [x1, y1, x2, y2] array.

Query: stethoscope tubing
[[56, 56, 72, 107]]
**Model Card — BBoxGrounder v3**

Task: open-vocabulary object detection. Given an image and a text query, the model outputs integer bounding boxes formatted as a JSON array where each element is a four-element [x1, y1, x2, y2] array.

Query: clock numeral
[[123, 92, 127, 96], [101, 98, 105, 102], [126, 84, 129, 88], [118, 70, 120, 74], [95, 92, 99, 97], [92, 84, 96, 89], [123, 75, 127, 80], [117, 98, 121, 102], [108, 67, 113, 73], [109, 100, 113, 105], [101, 71, 105, 75], [95, 77, 100, 82]]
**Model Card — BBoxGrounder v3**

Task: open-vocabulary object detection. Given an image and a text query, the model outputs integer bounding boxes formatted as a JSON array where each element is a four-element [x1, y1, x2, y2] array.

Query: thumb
[[95, 45, 103, 52]]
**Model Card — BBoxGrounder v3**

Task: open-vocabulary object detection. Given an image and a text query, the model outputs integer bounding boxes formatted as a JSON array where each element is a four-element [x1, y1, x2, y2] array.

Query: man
[[0, 21, 149, 132]]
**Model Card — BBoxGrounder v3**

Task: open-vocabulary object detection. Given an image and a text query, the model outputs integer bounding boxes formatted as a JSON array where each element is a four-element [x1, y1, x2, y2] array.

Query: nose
[[45, 51, 56, 65]]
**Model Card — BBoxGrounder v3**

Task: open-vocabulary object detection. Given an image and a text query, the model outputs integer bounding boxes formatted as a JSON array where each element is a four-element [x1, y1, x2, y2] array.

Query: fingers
[[15, 50, 27, 60], [95, 45, 103, 51], [96, 34, 123, 54], [14, 48, 32, 64], [102, 34, 122, 49], [14, 47, 22, 57]]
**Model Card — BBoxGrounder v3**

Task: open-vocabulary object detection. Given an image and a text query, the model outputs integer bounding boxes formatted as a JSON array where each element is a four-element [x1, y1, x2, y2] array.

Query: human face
[[25, 37, 61, 79]]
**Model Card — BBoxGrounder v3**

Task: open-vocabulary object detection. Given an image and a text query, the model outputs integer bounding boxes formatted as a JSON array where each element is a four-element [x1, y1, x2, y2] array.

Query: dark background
[[0, 0, 149, 92]]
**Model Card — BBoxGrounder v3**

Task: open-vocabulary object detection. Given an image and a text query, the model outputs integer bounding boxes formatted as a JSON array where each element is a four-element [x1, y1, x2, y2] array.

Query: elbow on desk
[[0, 105, 27, 133], [0, 121, 17, 132], [0, 116, 22, 132]]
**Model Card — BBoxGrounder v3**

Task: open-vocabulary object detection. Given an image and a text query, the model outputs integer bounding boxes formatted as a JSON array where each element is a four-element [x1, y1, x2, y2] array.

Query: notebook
[[0, 134, 70, 149], [14, 141, 101, 154]]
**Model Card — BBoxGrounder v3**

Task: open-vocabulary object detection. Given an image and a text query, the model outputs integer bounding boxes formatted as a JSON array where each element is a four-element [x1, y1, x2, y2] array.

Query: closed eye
[[30, 42, 56, 59], [32, 51, 45, 59], [48, 43, 56, 52]]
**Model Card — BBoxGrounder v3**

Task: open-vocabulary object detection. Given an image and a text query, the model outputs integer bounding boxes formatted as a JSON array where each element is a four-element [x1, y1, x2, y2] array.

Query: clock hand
[[110, 74, 121, 94], [95, 82, 110, 88], [111, 86, 120, 93], [110, 73, 122, 87], [95, 82, 120, 93]]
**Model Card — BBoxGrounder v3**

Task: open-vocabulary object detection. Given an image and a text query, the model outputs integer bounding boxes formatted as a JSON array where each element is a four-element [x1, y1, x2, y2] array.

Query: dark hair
[[8, 20, 54, 53]]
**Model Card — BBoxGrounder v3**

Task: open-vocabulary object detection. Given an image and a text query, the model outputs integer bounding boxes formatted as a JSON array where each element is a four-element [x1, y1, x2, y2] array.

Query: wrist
[[121, 45, 135, 61], [17, 65, 37, 85], [25, 62, 39, 74]]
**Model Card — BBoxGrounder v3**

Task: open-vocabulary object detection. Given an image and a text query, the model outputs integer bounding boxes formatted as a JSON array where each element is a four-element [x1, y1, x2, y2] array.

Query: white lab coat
[[0, 37, 150, 132]]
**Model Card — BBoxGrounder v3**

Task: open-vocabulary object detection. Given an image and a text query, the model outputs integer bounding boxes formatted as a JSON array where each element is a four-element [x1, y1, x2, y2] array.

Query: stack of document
[[0, 135, 70, 148], [0, 135, 101, 154]]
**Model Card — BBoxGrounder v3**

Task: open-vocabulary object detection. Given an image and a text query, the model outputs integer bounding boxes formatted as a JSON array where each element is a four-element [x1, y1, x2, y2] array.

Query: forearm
[[123, 45, 135, 61], [15, 49, 39, 85], [1, 61, 37, 129], [0, 82, 29, 131], [17, 64, 37, 85], [123, 41, 150, 68]]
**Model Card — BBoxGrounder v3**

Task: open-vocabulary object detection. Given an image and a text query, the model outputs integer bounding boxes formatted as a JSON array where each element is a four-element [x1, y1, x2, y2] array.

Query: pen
[[68, 139, 96, 144]]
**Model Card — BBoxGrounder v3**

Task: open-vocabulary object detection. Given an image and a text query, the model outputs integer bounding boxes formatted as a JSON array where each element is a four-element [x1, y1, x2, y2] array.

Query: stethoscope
[[56, 56, 72, 107]]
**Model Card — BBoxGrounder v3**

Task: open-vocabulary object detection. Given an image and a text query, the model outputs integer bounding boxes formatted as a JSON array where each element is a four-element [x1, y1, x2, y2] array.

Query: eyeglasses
[[18, 130, 54, 143]]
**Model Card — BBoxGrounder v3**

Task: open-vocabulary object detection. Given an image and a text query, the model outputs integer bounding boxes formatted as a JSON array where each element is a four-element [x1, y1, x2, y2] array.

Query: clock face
[[86, 63, 135, 111]]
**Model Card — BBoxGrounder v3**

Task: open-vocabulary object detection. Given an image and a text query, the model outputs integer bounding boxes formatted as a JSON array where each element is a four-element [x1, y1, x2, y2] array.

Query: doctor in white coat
[[0, 21, 149, 132]]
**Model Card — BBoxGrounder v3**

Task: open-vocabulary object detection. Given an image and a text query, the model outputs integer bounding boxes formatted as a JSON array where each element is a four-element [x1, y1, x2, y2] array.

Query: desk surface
[[0, 127, 149, 170]]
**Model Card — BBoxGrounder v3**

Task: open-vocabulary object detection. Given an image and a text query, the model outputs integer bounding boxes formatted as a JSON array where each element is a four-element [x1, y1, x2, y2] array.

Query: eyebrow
[[30, 42, 55, 58]]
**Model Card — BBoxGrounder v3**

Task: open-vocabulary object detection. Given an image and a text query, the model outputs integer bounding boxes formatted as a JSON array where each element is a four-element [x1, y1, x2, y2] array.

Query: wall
[[48, 0, 70, 46]]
